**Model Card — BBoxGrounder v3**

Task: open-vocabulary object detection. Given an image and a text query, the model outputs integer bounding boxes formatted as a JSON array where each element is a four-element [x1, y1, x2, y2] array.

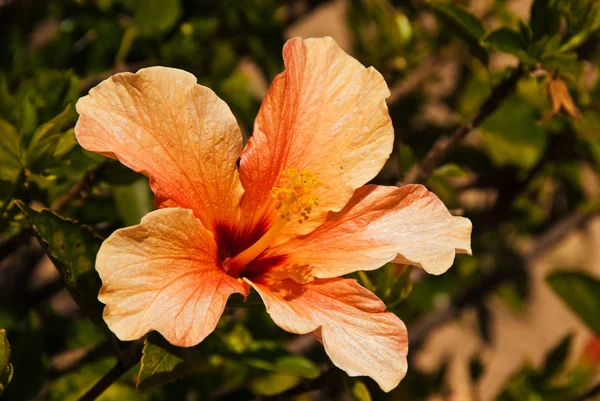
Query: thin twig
[[77, 343, 141, 401], [49, 341, 113, 379], [50, 162, 112, 213], [387, 55, 442, 104], [408, 207, 599, 347], [403, 66, 524, 184]]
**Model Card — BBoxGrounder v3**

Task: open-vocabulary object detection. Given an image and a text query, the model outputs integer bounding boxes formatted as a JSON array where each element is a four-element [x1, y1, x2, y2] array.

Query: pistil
[[222, 218, 287, 277]]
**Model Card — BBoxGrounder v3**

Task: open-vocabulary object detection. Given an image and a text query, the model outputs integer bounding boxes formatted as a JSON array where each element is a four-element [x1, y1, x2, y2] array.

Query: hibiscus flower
[[75, 36, 472, 391]]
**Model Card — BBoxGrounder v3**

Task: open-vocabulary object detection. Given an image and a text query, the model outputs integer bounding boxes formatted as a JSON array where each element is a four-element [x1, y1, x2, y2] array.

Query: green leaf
[[133, 0, 181, 36], [482, 27, 535, 63], [433, 163, 469, 178], [0, 329, 12, 396], [249, 372, 301, 396], [0, 118, 22, 182], [427, 0, 488, 64], [542, 334, 572, 379], [480, 95, 547, 169], [14, 202, 104, 324], [546, 270, 600, 334], [25, 105, 76, 173], [397, 143, 415, 175], [271, 356, 320, 379], [559, 8, 600, 53], [427, 1, 485, 39], [137, 332, 203, 391], [111, 178, 153, 227], [349, 379, 372, 401], [529, 0, 561, 41], [53, 128, 78, 159]]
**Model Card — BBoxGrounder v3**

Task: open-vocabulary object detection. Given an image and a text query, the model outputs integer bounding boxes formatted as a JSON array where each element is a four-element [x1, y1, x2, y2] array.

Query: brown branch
[[387, 55, 442, 104], [403, 66, 524, 184], [50, 162, 112, 213], [77, 343, 141, 401], [49, 341, 113, 380], [408, 207, 599, 347]]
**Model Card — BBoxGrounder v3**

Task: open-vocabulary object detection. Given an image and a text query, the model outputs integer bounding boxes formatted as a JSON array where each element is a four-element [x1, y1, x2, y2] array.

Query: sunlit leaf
[[25, 105, 76, 173], [0, 329, 12, 396], [349, 379, 372, 401], [0, 118, 22, 182], [249, 372, 301, 396]]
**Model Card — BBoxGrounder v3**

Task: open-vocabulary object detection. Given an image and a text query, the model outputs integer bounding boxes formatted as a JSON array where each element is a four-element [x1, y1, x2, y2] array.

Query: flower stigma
[[223, 168, 320, 277]]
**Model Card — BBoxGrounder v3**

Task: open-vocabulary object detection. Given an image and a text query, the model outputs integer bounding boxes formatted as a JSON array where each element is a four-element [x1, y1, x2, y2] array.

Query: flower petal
[[264, 184, 471, 281], [247, 277, 408, 392], [239, 37, 393, 243], [75, 67, 244, 231], [97, 208, 248, 347]]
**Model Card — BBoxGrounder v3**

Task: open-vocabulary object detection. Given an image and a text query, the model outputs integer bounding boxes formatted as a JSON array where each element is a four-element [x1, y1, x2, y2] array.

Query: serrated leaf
[[482, 27, 535, 63], [137, 332, 203, 391], [15, 202, 104, 324], [0, 118, 22, 182], [25, 105, 76, 173], [547, 270, 600, 334]]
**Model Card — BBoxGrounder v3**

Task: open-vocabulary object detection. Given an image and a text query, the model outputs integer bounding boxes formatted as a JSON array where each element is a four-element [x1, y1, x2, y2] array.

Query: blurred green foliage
[[2, 0, 600, 400]]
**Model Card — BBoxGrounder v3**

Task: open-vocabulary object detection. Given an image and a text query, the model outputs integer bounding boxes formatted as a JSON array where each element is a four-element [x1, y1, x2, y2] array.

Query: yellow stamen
[[223, 168, 321, 277], [271, 168, 321, 223]]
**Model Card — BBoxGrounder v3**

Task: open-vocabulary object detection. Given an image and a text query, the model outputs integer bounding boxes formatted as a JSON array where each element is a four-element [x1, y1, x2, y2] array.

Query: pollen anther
[[272, 168, 321, 222]]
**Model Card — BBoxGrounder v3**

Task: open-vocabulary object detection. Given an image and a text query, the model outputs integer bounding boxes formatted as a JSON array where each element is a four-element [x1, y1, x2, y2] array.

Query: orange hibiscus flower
[[75, 37, 472, 391]]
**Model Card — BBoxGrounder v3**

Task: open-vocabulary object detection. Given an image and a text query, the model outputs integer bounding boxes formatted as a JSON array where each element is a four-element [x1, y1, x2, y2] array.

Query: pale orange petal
[[264, 184, 471, 281], [239, 37, 393, 243], [75, 67, 244, 231], [247, 277, 408, 392], [97, 208, 248, 347]]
